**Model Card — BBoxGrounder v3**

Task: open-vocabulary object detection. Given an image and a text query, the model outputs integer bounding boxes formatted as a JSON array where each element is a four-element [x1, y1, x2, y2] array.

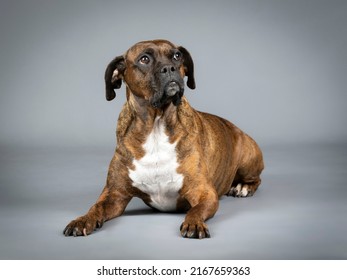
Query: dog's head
[[105, 40, 195, 108]]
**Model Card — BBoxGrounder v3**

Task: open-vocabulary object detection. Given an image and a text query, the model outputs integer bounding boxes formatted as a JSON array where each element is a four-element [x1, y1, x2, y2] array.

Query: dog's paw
[[63, 215, 103, 237], [228, 183, 254, 197], [180, 220, 211, 239]]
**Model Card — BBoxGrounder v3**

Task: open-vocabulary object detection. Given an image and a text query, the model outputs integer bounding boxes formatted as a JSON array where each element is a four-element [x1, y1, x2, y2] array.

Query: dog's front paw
[[63, 215, 103, 237], [180, 220, 211, 239]]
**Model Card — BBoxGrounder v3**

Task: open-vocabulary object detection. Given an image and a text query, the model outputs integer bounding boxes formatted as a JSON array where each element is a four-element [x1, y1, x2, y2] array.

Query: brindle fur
[[63, 40, 264, 239]]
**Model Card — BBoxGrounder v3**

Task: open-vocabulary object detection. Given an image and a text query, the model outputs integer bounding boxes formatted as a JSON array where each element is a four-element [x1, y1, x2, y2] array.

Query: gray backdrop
[[0, 0, 346, 260], [1, 0, 346, 147]]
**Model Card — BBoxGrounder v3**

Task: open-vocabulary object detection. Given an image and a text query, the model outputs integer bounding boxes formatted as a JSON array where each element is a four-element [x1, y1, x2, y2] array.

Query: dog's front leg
[[180, 186, 219, 239], [63, 186, 131, 236]]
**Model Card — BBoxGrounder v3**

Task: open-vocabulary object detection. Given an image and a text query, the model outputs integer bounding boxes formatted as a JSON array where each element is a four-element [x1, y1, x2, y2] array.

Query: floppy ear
[[178, 46, 196, 90], [104, 56, 126, 101]]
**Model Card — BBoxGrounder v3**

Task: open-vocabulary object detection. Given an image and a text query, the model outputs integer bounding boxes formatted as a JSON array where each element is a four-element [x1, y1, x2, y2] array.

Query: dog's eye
[[173, 52, 182, 61], [139, 55, 150, 65]]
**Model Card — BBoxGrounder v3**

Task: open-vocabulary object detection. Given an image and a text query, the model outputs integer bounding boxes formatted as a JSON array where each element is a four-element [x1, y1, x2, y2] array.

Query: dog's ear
[[104, 56, 126, 101], [178, 46, 196, 90]]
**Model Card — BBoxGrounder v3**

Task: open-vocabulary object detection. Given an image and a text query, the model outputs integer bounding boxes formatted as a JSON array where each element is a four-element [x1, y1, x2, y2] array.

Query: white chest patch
[[128, 117, 183, 212]]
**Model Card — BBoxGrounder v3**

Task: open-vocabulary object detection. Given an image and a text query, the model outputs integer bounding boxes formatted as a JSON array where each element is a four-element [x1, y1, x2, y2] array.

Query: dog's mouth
[[151, 80, 184, 108], [165, 81, 181, 97]]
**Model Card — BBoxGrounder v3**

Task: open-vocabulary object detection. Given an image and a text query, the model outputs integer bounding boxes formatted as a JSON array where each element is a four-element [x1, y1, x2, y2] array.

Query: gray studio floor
[[0, 142, 346, 260]]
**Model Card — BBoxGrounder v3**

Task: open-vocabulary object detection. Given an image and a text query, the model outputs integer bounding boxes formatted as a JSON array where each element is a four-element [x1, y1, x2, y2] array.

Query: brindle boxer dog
[[63, 39, 264, 239]]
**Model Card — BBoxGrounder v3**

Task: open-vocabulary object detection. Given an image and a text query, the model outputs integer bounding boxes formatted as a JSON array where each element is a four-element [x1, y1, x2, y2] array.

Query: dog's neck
[[126, 88, 179, 125], [122, 88, 197, 142]]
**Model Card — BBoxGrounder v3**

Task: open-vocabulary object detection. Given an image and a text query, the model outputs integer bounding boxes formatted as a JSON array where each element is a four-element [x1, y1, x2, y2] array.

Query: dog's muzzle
[[151, 65, 184, 108]]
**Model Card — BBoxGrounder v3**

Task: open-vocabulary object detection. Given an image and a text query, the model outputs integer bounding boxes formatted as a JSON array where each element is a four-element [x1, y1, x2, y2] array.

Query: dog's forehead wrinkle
[[127, 41, 176, 60], [142, 48, 155, 56]]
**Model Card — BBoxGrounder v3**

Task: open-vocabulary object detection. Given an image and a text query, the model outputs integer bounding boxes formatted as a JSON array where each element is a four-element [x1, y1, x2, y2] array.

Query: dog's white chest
[[129, 118, 183, 212]]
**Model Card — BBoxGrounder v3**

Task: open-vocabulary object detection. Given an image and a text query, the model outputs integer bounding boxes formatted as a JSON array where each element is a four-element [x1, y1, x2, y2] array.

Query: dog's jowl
[[63, 39, 264, 239]]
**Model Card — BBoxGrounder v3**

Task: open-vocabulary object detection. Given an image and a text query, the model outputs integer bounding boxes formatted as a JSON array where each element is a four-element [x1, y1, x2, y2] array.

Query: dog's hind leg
[[227, 152, 264, 198], [227, 136, 264, 198]]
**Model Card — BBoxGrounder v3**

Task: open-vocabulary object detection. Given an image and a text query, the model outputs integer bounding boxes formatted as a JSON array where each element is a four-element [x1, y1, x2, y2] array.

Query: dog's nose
[[160, 65, 177, 75]]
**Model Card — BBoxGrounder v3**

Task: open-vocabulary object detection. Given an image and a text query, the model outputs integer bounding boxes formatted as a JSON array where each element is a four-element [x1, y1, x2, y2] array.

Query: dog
[[63, 39, 264, 239]]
